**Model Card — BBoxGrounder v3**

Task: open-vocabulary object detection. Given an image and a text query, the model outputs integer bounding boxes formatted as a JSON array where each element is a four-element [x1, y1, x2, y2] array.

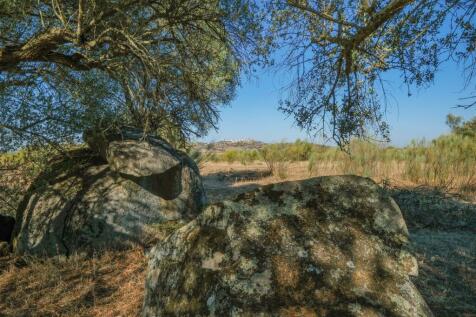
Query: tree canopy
[[267, 0, 476, 145], [0, 0, 475, 150], [447, 113, 476, 138], [0, 0, 261, 150]]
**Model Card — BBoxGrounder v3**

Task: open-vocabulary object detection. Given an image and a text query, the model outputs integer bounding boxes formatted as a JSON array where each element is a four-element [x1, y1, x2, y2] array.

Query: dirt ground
[[0, 162, 474, 316]]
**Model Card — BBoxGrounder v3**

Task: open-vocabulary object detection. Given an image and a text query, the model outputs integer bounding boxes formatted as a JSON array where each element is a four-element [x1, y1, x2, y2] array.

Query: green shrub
[[0, 146, 60, 216], [259, 144, 290, 179], [238, 149, 261, 165], [208, 140, 316, 165], [341, 140, 382, 177], [308, 139, 387, 177], [199, 133, 475, 195], [211, 149, 262, 164], [285, 139, 314, 161], [221, 149, 239, 163], [308, 147, 342, 175], [404, 135, 476, 191]]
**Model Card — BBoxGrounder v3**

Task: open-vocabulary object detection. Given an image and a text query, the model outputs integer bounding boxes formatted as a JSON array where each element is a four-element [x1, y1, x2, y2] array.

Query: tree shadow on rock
[[12, 148, 194, 257]]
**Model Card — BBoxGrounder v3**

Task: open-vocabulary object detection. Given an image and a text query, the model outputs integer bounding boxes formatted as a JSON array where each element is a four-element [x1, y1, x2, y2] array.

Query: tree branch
[[352, 0, 414, 46], [0, 28, 73, 71], [287, 0, 359, 28]]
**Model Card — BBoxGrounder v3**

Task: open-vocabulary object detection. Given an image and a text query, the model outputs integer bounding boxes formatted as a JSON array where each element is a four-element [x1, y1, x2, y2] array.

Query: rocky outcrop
[[84, 128, 206, 214], [12, 130, 206, 256], [143, 175, 432, 317], [0, 214, 15, 243]]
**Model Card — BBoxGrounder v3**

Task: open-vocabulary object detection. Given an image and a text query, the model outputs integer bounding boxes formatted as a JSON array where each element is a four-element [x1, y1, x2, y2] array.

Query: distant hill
[[193, 140, 267, 153]]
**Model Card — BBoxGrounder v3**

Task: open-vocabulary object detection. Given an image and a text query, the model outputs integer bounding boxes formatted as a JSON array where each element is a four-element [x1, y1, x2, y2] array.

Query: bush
[[198, 133, 476, 196], [341, 140, 382, 177], [308, 140, 386, 177], [222, 149, 240, 163], [0, 146, 62, 217], [259, 144, 291, 179], [285, 139, 314, 161], [404, 135, 476, 192], [187, 149, 208, 169], [216, 149, 261, 164], [308, 147, 342, 175]]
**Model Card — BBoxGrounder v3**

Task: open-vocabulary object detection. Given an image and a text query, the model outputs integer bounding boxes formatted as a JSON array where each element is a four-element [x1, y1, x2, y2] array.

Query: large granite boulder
[[12, 130, 206, 256], [143, 176, 432, 317], [84, 128, 206, 213]]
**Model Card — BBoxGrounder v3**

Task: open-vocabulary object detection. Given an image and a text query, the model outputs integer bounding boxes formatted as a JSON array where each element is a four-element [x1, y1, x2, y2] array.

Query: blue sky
[[198, 60, 476, 147]]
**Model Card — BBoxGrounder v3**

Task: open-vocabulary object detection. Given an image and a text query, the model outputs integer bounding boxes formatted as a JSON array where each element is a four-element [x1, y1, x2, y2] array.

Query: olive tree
[[266, 0, 476, 146], [0, 0, 262, 151]]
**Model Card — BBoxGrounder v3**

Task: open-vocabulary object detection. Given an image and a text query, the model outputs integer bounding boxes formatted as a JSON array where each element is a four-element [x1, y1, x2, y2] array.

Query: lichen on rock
[[143, 175, 433, 317]]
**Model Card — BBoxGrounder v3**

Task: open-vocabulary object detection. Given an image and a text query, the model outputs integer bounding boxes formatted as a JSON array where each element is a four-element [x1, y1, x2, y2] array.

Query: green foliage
[[259, 144, 288, 179], [307, 132, 476, 194], [446, 114, 476, 138], [213, 149, 261, 164], [258, 140, 314, 178], [0, 0, 263, 150], [446, 114, 463, 131], [222, 150, 241, 163], [187, 149, 206, 169], [308, 147, 340, 175], [0, 144, 87, 217], [259, 147, 287, 179], [308, 139, 391, 177], [404, 134, 476, 191], [283, 139, 315, 161], [198, 127, 475, 194], [265, 1, 476, 145], [260, 140, 315, 162], [0, 147, 51, 216], [342, 140, 381, 177], [210, 140, 322, 165]]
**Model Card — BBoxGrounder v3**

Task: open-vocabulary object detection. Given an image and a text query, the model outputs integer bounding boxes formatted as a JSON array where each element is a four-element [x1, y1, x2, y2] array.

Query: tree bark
[[0, 28, 100, 71]]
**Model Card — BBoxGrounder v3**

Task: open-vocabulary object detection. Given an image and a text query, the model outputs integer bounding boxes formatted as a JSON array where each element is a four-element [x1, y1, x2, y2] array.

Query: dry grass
[[200, 161, 423, 204], [201, 157, 475, 202], [201, 137, 476, 198], [202, 161, 417, 191], [0, 248, 146, 317]]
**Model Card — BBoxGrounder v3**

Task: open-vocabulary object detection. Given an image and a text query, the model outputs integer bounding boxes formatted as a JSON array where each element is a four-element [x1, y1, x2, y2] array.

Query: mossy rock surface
[[143, 175, 433, 317]]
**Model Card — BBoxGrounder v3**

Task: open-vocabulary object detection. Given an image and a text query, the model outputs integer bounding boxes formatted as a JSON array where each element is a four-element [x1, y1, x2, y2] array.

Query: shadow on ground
[[0, 248, 146, 317], [390, 187, 476, 317], [391, 187, 476, 232], [202, 169, 270, 203]]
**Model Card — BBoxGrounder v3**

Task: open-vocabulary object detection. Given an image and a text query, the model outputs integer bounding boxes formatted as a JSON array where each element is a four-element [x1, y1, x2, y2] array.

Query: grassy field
[[202, 136, 476, 199]]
